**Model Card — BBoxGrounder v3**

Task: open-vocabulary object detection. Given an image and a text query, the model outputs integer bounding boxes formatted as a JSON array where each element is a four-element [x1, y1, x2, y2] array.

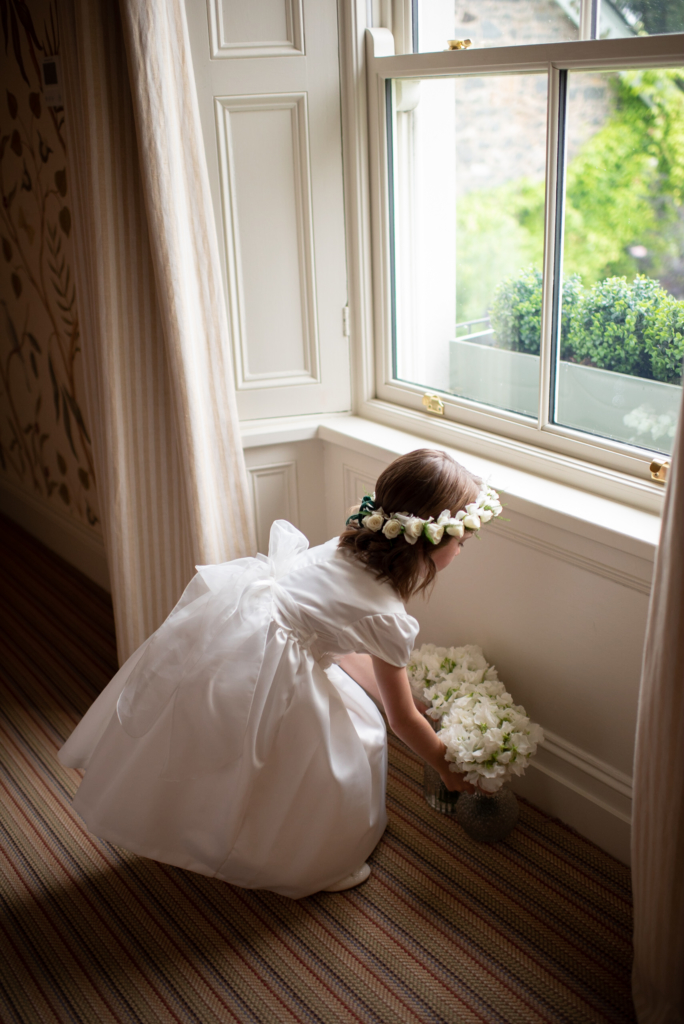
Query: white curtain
[[60, 0, 255, 662], [632, 419, 684, 1019]]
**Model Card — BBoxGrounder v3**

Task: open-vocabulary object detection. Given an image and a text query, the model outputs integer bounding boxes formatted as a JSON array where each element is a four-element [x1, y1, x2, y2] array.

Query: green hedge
[[490, 270, 684, 385]]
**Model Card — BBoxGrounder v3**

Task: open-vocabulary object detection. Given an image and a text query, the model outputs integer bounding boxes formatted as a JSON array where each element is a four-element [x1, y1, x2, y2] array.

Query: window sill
[[361, 396, 666, 515], [240, 411, 661, 569], [240, 411, 351, 449]]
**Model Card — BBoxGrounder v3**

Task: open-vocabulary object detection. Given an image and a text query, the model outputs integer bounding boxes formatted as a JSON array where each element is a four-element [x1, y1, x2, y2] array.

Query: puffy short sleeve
[[341, 612, 419, 667]]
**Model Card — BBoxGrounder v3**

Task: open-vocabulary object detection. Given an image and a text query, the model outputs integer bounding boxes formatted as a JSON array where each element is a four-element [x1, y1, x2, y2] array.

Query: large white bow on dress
[[116, 521, 315, 779]]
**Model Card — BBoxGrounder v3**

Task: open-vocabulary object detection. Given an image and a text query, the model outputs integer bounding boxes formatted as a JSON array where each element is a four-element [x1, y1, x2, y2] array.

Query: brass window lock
[[422, 393, 445, 416], [649, 458, 669, 483]]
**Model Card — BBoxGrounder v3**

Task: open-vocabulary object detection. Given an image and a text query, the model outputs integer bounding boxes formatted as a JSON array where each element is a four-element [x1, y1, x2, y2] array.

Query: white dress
[[59, 521, 419, 898]]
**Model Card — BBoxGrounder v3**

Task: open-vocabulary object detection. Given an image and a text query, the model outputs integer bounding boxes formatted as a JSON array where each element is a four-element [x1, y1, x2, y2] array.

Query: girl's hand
[[437, 762, 479, 794], [439, 764, 496, 796]]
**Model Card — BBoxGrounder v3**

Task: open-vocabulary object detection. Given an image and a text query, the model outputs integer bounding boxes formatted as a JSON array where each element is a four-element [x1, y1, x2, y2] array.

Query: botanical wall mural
[[0, 0, 100, 531]]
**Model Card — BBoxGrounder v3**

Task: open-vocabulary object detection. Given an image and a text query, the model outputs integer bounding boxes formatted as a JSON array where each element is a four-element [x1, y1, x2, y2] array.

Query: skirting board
[[0, 476, 111, 591], [511, 728, 632, 864]]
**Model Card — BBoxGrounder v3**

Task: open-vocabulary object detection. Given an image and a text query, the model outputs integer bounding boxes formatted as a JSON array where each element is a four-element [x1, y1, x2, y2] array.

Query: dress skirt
[[59, 522, 416, 898], [59, 575, 387, 898]]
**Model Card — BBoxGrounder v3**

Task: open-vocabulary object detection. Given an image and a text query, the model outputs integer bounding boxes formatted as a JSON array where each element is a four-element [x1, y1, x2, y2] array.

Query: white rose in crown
[[382, 518, 403, 539], [362, 513, 384, 532], [437, 509, 466, 539], [423, 521, 445, 545], [462, 514, 481, 530], [399, 516, 427, 544], [407, 643, 543, 793], [349, 484, 503, 544]]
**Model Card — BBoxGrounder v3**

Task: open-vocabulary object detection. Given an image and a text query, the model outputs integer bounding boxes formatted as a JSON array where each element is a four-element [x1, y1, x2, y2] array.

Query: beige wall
[[0, 0, 103, 577]]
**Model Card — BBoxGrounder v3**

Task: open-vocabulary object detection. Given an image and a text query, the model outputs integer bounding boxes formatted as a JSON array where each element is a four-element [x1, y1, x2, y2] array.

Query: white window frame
[[338, 0, 684, 512]]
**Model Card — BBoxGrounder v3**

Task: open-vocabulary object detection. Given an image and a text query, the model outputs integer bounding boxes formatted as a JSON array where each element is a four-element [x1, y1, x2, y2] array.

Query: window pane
[[415, 0, 578, 53], [391, 73, 548, 418], [600, 0, 684, 38], [554, 68, 684, 455]]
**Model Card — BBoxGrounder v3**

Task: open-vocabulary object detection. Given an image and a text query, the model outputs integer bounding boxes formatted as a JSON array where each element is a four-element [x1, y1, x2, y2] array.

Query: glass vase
[[455, 788, 519, 843], [423, 715, 460, 814], [423, 762, 460, 814]]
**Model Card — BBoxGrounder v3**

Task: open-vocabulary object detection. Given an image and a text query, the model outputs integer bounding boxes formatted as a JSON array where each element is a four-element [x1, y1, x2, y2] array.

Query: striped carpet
[[0, 514, 636, 1024]]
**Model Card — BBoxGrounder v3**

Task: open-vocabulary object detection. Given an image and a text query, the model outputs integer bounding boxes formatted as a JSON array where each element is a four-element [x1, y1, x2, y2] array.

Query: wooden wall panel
[[208, 0, 304, 58], [215, 94, 319, 389], [248, 460, 299, 552]]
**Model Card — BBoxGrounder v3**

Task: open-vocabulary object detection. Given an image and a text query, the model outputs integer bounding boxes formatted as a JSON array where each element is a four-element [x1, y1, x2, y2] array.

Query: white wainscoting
[[244, 439, 328, 554], [248, 461, 299, 553], [342, 464, 376, 516], [207, 0, 305, 59], [511, 729, 633, 863], [215, 93, 319, 390]]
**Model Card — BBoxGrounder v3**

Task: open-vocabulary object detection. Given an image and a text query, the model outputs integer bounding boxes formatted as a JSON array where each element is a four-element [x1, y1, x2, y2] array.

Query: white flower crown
[[346, 485, 502, 545]]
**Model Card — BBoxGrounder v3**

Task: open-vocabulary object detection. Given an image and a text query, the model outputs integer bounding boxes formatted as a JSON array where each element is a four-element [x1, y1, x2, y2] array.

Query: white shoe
[[323, 863, 371, 892]]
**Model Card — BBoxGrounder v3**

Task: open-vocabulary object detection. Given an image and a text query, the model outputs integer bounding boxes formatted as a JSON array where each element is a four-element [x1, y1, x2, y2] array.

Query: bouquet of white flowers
[[407, 644, 543, 793]]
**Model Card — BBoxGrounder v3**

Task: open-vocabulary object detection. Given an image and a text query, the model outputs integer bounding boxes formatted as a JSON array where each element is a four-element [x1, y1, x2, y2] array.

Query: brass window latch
[[422, 393, 445, 416], [649, 458, 669, 483], [447, 39, 472, 49]]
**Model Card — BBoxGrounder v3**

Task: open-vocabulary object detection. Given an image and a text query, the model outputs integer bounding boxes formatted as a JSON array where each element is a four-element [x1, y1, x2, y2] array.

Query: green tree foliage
[[490, 269, 684, 385], [563, 69, 684, 287], [644, 293, 684, 383], [456, 68, 684, 323], [490, 267, 582, 358], [569, 276, 663, 376], [455, 181, 544, 326], [488, 266, 543, 355]]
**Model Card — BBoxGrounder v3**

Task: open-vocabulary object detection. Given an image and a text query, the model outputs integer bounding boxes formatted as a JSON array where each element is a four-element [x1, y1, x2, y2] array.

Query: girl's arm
[[370, 656, 478, 794]]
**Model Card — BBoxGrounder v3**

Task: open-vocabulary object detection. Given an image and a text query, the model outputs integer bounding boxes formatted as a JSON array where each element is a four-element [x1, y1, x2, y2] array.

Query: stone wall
[[452, 0, 579, 48], [447, 1, 612, 195]]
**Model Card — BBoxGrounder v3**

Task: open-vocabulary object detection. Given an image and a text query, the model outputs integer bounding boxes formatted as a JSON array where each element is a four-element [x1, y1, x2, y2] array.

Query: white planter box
[[449, 339, 681, 452]]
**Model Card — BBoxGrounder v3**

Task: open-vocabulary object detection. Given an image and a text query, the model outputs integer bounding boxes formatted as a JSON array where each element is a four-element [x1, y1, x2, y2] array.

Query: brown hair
[[338, 449, 480, 601]]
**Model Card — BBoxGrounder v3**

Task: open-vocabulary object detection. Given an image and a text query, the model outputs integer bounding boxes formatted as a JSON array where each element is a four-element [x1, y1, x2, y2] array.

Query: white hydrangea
[[407, 643, 543, 793]]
